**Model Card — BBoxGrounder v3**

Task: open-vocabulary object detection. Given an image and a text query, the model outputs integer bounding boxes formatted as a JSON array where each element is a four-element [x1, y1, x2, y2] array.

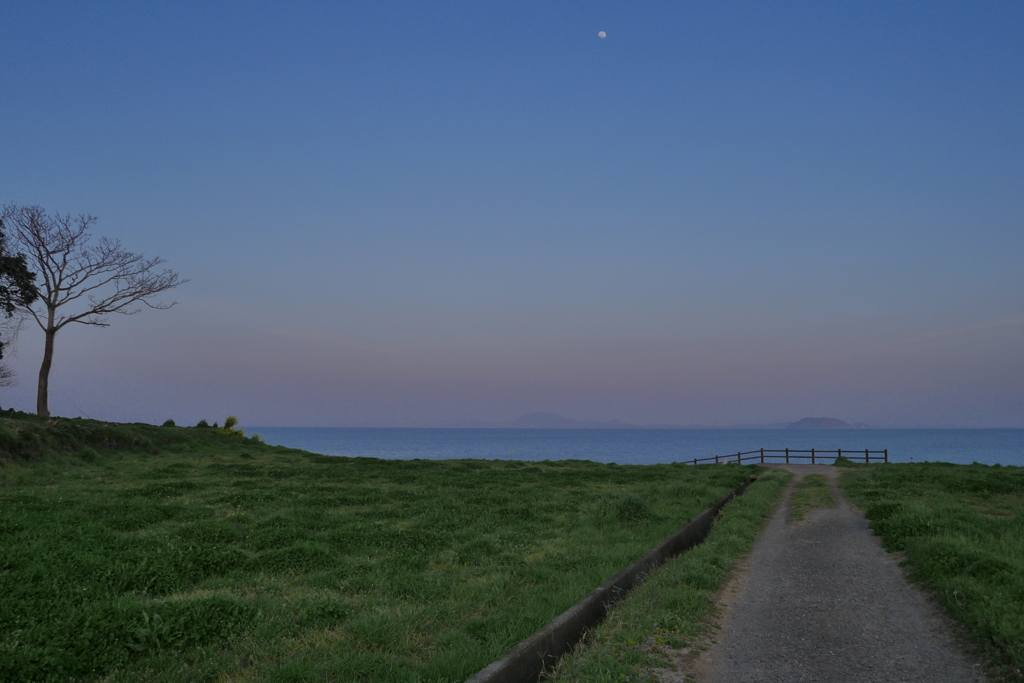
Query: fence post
[[737, 451, 741, 464], [785, 448, 789, 464], [760, 448, 764, 464], [811, 448, 815, 465], [838, 448, 842, 463], [715, 454, 719, 464], [864, 449, 868, 463], [884, 449, 888, 463]]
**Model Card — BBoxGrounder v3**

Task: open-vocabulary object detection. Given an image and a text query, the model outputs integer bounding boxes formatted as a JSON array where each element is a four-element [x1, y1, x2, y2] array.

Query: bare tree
[[1, 205, 185, 417]]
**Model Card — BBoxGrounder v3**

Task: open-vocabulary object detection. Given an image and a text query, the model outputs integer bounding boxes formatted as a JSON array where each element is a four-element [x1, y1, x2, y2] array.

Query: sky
[[1, 1, 1022, 428]]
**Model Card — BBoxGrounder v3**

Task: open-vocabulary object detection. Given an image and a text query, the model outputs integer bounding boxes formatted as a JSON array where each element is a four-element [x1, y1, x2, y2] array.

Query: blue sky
[[1, 1, 1022, 427]]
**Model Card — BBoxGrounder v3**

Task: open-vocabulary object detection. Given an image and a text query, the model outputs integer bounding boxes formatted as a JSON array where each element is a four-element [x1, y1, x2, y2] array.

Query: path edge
[[464, 476, 757, 683]]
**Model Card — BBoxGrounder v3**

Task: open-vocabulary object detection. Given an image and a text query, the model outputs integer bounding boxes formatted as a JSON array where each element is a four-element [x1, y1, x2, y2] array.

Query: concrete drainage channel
[[465, 476, 757, 683]]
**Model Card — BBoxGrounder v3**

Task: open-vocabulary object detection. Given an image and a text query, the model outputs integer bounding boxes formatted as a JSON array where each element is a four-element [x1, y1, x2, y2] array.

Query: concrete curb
[[464, 477, 756, 683]]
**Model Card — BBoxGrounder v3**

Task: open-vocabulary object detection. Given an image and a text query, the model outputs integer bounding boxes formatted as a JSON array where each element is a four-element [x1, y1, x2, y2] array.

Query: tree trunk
[[37, 328, 55, 417]]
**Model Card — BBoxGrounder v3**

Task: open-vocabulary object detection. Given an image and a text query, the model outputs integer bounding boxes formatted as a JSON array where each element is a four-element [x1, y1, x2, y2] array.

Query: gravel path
[[690, 465, 986, 683]]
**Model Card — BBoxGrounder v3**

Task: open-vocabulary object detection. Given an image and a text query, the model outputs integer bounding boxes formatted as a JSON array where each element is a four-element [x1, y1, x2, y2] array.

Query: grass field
[[0, 413, 758, 682], [841, 462, 1024, 681], [548, 468, 791, 682]]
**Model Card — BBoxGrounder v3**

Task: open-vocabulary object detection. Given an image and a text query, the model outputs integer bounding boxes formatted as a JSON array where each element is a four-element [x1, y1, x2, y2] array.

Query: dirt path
[[684, 465, 986, 683]]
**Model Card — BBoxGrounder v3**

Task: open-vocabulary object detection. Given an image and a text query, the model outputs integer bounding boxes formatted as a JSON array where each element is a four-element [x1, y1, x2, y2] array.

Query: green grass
[[788, 474, 834, 521], [841, 463, 1024, 681], [0, 414, 760, 683], [0, 409, 194, 461], [547, 469, 791, 683]]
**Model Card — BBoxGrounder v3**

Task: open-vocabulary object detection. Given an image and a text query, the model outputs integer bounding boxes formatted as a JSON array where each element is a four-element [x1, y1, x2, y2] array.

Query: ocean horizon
[[249, 427, 1024, 467]]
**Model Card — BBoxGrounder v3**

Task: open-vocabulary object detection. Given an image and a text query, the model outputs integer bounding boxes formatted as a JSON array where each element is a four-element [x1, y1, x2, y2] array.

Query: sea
[[249, 428, 1024, 467]]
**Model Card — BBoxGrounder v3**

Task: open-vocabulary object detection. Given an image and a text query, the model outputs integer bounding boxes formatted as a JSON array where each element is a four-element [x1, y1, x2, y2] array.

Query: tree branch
[[1, 204, 187, 332]]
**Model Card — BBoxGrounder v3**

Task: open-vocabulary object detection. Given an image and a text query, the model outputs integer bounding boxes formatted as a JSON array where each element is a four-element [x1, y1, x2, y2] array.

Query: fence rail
[[685, 448, 888, 465]]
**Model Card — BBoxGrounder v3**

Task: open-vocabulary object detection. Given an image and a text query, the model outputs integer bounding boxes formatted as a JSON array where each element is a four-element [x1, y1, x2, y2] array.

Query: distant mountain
[[787, 417, 862, 430], [506, 414, 868, 430], [511, 412, 583, 428]]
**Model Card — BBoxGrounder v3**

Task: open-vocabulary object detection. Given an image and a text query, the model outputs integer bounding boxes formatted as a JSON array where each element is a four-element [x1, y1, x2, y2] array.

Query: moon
[[598, 31, 606, 38]]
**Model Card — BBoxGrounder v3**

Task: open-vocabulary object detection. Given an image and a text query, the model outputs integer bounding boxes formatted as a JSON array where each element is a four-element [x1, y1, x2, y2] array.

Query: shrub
[[220, 416, 245, 437]]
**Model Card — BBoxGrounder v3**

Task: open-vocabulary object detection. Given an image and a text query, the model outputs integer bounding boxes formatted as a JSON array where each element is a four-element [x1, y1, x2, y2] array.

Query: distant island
[[503, 413, 868, 429]]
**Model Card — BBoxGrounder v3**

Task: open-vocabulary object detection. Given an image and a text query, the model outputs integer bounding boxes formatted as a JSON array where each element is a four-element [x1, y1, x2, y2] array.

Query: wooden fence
[[685, 448, 888, 465]]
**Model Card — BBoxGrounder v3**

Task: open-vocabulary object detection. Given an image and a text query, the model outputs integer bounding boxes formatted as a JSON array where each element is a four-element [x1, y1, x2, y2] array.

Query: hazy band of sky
[[1, 1, 1021, 427]]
